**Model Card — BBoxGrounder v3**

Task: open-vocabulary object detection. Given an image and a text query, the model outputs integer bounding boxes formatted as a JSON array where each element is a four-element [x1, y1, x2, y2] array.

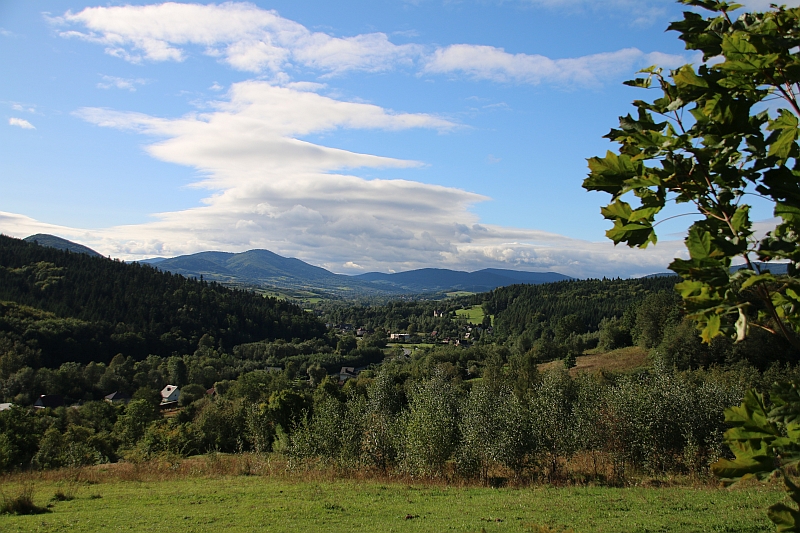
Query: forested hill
[[23, 233, 101, 257], [0, 235, 325, 367], [483, 276, 678, 337]]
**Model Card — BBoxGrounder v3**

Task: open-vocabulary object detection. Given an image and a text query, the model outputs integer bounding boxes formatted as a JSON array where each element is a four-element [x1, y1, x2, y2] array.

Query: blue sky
[[0, 0, 791, 277]]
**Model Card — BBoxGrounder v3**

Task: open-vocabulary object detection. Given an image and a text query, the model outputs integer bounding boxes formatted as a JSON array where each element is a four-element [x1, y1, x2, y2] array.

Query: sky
[[0, 0, 794, 278]]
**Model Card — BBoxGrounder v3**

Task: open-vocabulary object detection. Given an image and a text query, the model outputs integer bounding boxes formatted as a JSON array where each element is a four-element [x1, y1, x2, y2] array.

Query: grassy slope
[[0, 471, 782, 533], [539, 347, 650, 376], [455, 305, 492, 326]]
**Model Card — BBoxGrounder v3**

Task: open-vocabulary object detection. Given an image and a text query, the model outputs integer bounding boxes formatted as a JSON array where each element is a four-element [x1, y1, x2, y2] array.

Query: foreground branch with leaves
[[584, 1, 800, 530], [584, 0, 800, 346], [712, 384, 800, 530]]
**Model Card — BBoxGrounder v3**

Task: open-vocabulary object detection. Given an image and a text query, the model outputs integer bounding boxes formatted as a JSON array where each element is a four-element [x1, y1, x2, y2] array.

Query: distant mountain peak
[[153, 248, 573, 299], [24, 234, 101, 257]]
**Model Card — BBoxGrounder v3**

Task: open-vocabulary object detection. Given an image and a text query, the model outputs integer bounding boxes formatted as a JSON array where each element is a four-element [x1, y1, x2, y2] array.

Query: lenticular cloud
[[1, 80, 682, 278]]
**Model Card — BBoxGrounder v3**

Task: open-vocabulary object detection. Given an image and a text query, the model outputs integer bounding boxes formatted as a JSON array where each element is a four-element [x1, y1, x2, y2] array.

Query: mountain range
[[25, 234, 571, 299]]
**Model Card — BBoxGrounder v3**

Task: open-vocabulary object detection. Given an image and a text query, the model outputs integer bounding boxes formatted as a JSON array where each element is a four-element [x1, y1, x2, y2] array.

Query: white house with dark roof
[[161, 385, 180, 404]]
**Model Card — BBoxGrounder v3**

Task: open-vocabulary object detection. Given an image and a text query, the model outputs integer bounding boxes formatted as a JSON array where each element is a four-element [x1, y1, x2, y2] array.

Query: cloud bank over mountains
[[1, 2, 701, 278], [2, 79, 685, 279]]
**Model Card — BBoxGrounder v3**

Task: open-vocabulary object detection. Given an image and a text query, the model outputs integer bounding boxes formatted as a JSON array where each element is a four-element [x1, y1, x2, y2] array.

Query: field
[[538, 347, 651, 376], [455, 305, 492, 326], [0, 459, 785, 533]]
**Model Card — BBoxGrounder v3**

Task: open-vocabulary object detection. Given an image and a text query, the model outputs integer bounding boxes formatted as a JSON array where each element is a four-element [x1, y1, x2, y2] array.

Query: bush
[[402, 372, 459, 476], [179, 383, 207, 406], [456, 382, 530, 479], [0, 483, 48, 515]]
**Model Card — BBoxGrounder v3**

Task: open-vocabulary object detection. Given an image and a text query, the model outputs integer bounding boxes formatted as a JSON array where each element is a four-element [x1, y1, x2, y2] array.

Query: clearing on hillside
[[538, 346, 650, 376], [455, 305, 492, 325]]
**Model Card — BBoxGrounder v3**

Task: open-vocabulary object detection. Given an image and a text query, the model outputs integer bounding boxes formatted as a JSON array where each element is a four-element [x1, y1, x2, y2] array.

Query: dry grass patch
[[539, 346, 650, 376]]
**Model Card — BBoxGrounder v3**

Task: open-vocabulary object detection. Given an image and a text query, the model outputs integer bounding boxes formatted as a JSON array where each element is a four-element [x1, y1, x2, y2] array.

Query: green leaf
[[721, 34, 758, 59], [623, 77, 651, 88], [600, 200, 633, 221], [776, 204, 800, 225], [741, 273, 777, 289], [731, 205, 751, 234], [585, 152, 642, 195], [767, 502, 800, 532], [673, 65, 709, 89], [686, 227, 713, 260], [711, 451, 775, 480], [701, 313, 722, 342], [768, 109, 799, 162]]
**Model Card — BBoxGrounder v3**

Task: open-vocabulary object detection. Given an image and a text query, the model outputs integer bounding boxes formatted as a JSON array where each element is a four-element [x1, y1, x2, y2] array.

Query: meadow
[[0, 457, 785, 533], [455, 305, 492, 326]]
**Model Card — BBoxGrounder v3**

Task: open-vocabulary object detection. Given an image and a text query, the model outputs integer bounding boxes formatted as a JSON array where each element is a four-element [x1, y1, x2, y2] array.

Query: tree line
[[3, 342, 797, 480]]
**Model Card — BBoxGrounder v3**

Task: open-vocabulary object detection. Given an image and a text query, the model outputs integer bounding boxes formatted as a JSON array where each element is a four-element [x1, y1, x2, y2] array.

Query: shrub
[[402, 372, 459, 476], [0, 483, 48, 515]]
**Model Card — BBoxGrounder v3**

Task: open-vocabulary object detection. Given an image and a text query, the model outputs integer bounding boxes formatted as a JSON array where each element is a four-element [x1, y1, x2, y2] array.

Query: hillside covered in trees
[[2, 232, 799, 481], [0, 235, 325, 369]]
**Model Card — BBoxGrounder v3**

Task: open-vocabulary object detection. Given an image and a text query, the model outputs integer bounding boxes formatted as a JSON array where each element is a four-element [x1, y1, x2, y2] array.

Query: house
[[0, 403, 14, 411], [160, 385, 180, 404], [390, 333, 411, 342], [339, 367, 359, 383], [34, 395, 64, 409], [104, 391, 131, 404], [433, 310, 445, 317]]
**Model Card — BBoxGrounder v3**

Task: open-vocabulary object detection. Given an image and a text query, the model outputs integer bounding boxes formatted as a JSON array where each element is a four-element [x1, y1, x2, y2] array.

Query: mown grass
[[455, 305, 492, 326], [0, 461, 784, 533]]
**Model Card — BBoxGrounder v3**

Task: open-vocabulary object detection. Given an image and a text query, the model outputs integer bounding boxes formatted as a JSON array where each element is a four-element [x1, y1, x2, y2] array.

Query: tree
[[712, 385, 800, 531], [585, 1, 800, 529], [114, 399, 160, 446], [584, 0, 800, 348]]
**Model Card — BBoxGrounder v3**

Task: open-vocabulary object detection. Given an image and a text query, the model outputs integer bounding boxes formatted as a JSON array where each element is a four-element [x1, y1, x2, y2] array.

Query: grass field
[[538, 347, 651, 376], [455, 305, 492, 326], [0, 461, 785, 533]]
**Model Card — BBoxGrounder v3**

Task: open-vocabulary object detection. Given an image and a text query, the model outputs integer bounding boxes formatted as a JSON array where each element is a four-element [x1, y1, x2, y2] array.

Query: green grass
[[455, 305, 492, 326], [0, 475, 783, 533]]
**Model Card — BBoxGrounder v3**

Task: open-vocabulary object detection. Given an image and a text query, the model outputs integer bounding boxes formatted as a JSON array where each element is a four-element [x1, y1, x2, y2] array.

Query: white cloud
[[9, 118, 35, 129], [97, 75, 148, 91], [0, 80, 683, 278], [54, 3, 420, 75], [53, 2, 691, 91], [424, 45, 689, 86], [10, 103, 36, 113]]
